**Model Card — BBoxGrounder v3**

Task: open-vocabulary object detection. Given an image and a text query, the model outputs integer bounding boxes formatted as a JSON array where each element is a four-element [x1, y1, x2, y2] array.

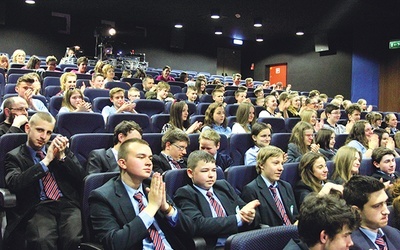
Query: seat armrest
[[79, 242, 103, 250], [193, 236, 207, 250], [0, 188, 16, 208]]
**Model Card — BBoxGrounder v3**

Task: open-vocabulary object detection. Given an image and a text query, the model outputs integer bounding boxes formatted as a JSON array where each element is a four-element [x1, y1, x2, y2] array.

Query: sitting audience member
[[357, 98, 373, 112], [1, 74, 49, 113], [331, 146, 361, 185], [242, 146, 298, 227], [132, 68, 145, 79], [277, 92, 290, 118], [89, 73, 105, 89], [161, 101, 202, 134], [195, 78, 207, 99], [245, 77, 254, 88], [315, 128, 337, 160], [22, 55, 41, 70], [384, 112, 398, 135], [345, 103, 362, 133], [101, 87, 136, 123], [179, 71, 189, 83], [346, 120, 379, 158], [259, 95, 282, 118], [45, 56, 58, 71], [234, 89, 250, 104], [253, 86, 264, 100], [343, 175, 400, 249], [102, 64, 115, 84], [4, 112, 85, 249], [395, 131, 400, 155], [127, 87, 141, 102], [322, 103, 346, 134], [372, 147, 399, 184], [57, 72, 78, 96], [294, 152, 343, 207], [141, 75, 155, 93], [0, 54, 9, 70], [366, 111, 383, 130], [28, 72, 42, 95], [87, 121, 142, 174], [11, 49, 26, 64], [71, 56, 88, 74], [232, 73, 242, 86], [58, 89, 92, 113], [284, 193, 359, 250], [300, 109, 323, 132], [198, 129, 233, 170], [287, 93, 300, 118], [201, 102, 232, 137], [0, 96, 29, 136], [89, 138, 194, 249], [156, 65, 175, 82], [174, 150, 260, 249], [374, 128, 400, 157], [152, 128, 189, 173], [211, 88, 225, 106], [245, 122, 273, 165], [60, 47, 77, 65], [186, 86, 198, 104], [287, 121, 320, 163], [232, 102, 255, 134], [145, 81, 173, 102]]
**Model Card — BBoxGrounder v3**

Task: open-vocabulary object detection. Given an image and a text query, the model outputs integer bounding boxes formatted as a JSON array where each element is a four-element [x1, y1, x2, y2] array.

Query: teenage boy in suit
[[241, 145, 298, 227], [152, 128, 189, 174], [86, 120, 142, 174], [198, 129, 233, 171], [343, 175, 400, 250], [4, 112, 85, 249], [174, 150, 260, 249], [371, 147, 400, 183], [89, 138, 194, 250]]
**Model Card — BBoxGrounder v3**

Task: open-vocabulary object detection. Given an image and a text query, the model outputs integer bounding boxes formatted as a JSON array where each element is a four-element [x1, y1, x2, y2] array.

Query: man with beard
[[0, 96, 29, 136]]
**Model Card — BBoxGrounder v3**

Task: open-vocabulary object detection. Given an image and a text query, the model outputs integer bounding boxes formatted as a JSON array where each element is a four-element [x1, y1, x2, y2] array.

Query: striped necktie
[[375, 232, 387, 250], [269, 185, 291, 225], [36, 151, 60, 200], [133, 192, 166, 250], [206, 191, 226, 217]]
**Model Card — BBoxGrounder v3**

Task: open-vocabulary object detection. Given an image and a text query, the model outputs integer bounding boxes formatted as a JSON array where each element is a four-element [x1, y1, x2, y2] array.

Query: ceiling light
[[254, 18, 262, 28], [233, 39, 243, 45], [215, 27, 222, 35], [211, 9, 220, 19], [174, 22, 183, 29], [108, 28, 116, 36], [256, 34, 263, 42], [25, 0, 35, 4], [296, 28, 304, 36]]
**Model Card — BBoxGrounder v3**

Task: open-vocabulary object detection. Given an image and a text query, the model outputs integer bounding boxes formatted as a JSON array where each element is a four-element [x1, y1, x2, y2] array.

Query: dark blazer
[[174, 180, 254, 248], [372, 170, 400, 184], [241, 176, 298, 227], [350, 226, 400, 250], [4, 144, 86, 240], [152, 153, 187, 174], [283, 238, 309, 250], [294, 180, 313, 208], [286, 143, 303, 163], [0, 122, 25, 137], [89, 176, 194, 250], [215, 153, 233, 171], [86, 148, 119, 174]]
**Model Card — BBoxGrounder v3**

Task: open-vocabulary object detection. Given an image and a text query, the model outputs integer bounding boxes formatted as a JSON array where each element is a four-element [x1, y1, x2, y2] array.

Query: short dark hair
[[298, 194, 359, 247], [161, 128, 189, 150], [345, 104, 361, 116], [324, 103, 340, 114], [113, 121, 143, 145], [187, 150, 216, 170], [371, 147, 396, 165], [343, 175, 385, 210]]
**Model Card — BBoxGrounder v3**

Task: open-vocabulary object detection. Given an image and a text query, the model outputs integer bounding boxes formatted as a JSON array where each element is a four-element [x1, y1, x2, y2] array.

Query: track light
[[254, 18, 262, 28], [25, 0, 35, 4]]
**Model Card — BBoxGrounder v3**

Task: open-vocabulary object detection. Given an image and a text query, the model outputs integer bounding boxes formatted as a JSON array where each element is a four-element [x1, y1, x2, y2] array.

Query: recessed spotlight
[[254, 18, 262, 28], [174, 22, 183, 29], [25, 0, 35, 4], [211, 9, 220, 19], [233, 39, 243, 45], [296, 28, 304, 36], [256, 34, 263, 42], [215, 27, 222, 35]]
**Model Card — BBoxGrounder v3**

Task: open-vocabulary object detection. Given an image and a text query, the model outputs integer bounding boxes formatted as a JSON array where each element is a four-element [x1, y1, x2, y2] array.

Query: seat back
[[281, 162, 300, 188], [92, 97, 113, 113], [196, 102, 210, 115], [225, 225, 299, 250], [334, 134, 349, 149], [121, 77, 142, 85], [83, 89, 110, 103], [43, 76, 61, 88], [82, 172, 119, 242], [163, 168, 224, 198], [359, 158, 375, 176], [257, 117, 286, 133], [229, 133, 253, 165], [44, 86, 61, 100], [270, 133, 291, 152], [285, 117, 301, 132], [69, 133, 113, 168], [106, 113, 152, 133], [142, 133, 163, 155], [4, 84, 17, 94], [49, 96, 63, 117], [104, 81, 131, 90], [134, 99, 165, 117], [151, 114, 170, 133], [225, 165, 257, 195], [56, 112, 105, 138], [226, 104, 239, 116]]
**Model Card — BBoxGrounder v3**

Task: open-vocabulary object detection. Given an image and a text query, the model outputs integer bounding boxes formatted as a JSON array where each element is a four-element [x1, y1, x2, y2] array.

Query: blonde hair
[[256, 145, 283, 174]]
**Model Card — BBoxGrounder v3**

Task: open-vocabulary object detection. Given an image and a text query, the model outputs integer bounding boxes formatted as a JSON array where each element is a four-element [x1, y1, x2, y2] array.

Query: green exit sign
[[389, 40, 400, 49]]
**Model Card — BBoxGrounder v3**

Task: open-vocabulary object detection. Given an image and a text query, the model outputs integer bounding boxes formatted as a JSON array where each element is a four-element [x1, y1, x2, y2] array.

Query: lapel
[[255, 176, 282, 219], [382, 226, 397, 249], [189, 184, 214, 217], [160, 154, 172, 171], [353, 228, 379, 249], [20, 145, 35, 169], [113, 177, 137, 223], [105, 148, 119, 171], [213, 181, 236, 215]]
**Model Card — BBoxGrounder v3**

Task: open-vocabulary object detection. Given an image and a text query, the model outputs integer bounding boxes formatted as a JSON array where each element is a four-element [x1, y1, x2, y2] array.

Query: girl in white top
[[259, 95, 282, 118], [232, 102, 255, 134]]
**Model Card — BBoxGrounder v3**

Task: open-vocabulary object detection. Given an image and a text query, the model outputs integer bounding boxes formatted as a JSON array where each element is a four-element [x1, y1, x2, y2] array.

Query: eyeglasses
[[172, 144, 186, 151], [9, 107, 29, 112]]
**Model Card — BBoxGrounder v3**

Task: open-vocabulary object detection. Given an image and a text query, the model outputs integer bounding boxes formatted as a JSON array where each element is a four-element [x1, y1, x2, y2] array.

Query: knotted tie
[[269, 185, 291, 225], [206, 191, 226, 217], [166, 155, 181, 169], [133, 192, 166, 250], [36, 151, 60, 200], [375, 232, 387, 250]]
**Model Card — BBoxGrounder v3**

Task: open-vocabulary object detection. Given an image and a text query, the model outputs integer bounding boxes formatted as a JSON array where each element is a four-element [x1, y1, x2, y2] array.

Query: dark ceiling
[[7, 0, 400, 42]]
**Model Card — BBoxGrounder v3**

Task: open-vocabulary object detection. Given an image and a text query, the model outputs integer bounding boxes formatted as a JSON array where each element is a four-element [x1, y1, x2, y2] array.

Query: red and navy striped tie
[[269, 186, 291, 225], [206, 191, 226, 217], [37, 151, 60, 200]]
